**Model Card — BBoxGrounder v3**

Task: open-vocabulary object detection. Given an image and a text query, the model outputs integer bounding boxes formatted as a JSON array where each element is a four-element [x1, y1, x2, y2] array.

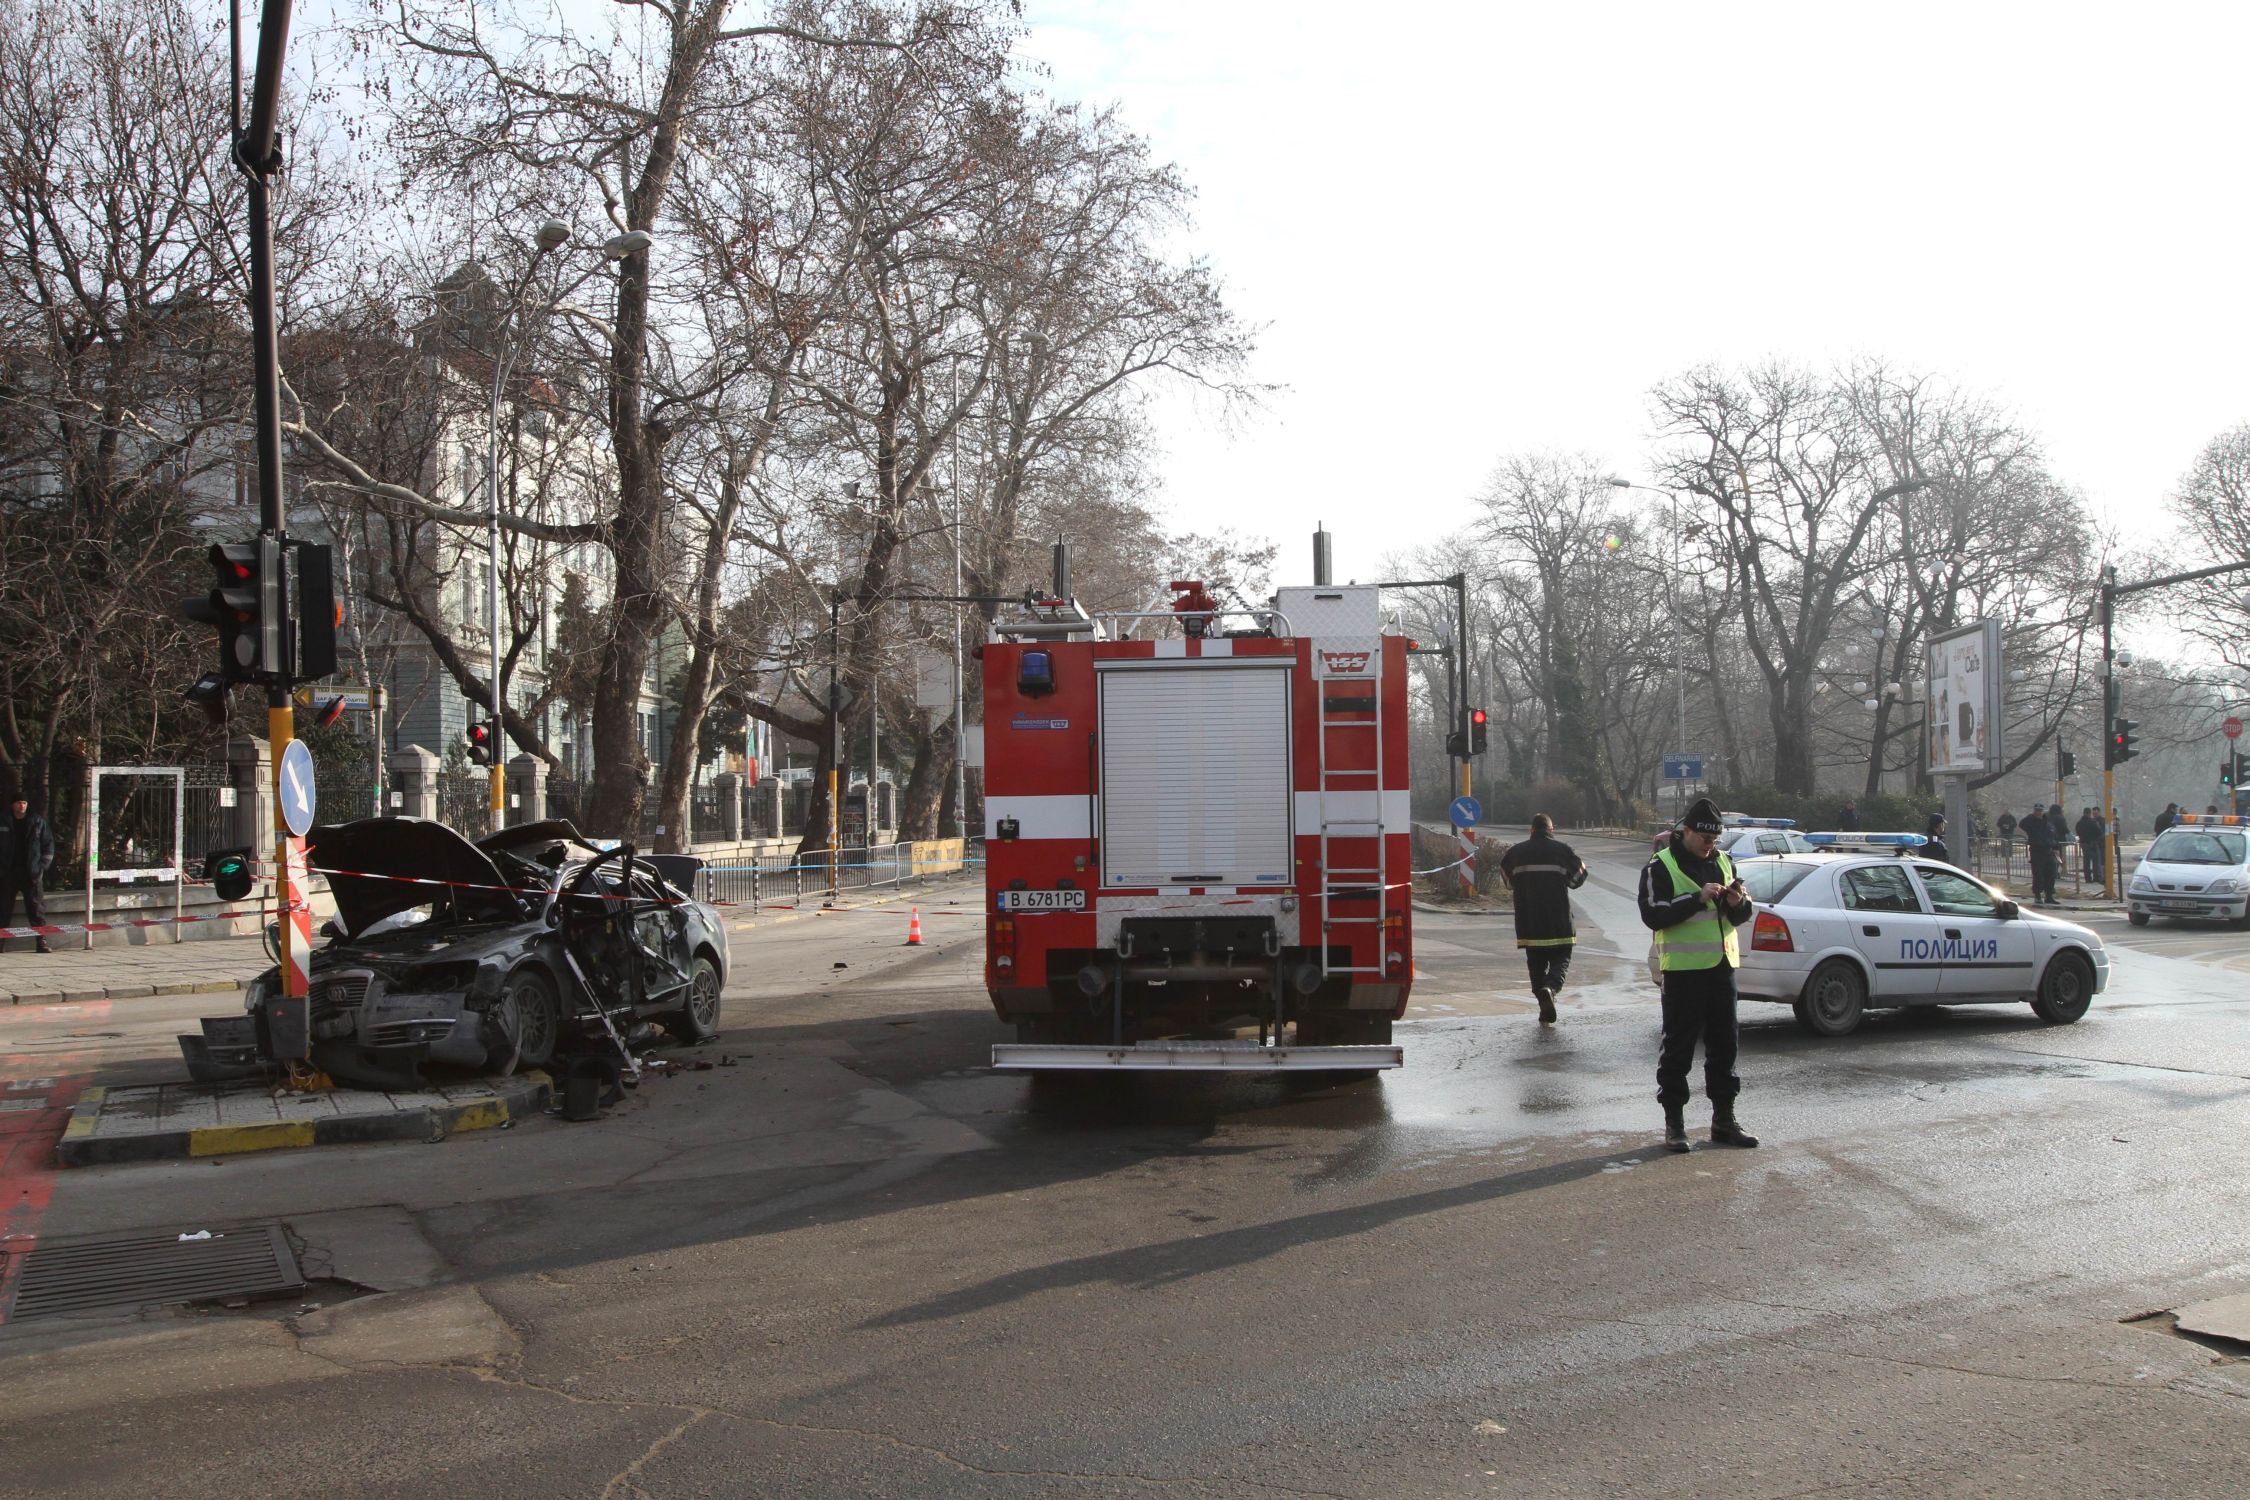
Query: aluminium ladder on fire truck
[[1315, 648, 1388, 979]]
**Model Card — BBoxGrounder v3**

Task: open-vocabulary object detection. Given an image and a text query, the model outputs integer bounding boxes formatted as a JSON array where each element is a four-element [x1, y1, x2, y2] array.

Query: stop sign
[[2227, 716, 2244, 741]]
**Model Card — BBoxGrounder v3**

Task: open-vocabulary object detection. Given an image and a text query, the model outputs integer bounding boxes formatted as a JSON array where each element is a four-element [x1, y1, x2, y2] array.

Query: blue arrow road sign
[[1449, 795, 1482, 829], [1662, 753, 1706, 781], [279, 738, 317, 838]]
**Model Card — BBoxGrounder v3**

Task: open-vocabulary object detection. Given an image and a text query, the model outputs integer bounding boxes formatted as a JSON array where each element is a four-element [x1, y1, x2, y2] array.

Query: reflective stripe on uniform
[[1516, 935, 1576, 948], [1509, 863, 1568, 875], [1652, 846, 1739, 971]]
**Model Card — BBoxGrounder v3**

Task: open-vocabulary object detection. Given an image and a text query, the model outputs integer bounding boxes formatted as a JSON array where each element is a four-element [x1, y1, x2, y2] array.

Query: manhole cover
[[3, 1224, 303, 1326]]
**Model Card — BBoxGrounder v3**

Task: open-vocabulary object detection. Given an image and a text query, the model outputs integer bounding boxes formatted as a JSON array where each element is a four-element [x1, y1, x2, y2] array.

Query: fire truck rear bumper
[[991, 1040, 1403, 1072]]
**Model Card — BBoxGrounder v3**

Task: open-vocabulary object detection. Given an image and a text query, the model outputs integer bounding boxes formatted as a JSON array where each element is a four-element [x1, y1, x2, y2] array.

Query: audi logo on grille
[[1320, 650, 1372, 674]]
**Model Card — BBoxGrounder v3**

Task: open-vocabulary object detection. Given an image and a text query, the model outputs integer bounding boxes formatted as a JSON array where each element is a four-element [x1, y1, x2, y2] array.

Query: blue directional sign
[[1449, 795, 1482, 829], [1662, 752, 1706, 782], [279, 738, 317, 838]]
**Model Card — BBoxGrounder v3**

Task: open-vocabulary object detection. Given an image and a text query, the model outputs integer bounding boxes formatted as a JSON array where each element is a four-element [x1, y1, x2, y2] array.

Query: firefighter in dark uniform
[[1640, 797, 1758, 1154], [1497, 813, 1587, 1024]]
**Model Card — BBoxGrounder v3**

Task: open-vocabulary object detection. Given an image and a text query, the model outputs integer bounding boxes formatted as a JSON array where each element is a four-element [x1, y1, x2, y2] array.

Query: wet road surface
[[5, 861, 2250, 1497]]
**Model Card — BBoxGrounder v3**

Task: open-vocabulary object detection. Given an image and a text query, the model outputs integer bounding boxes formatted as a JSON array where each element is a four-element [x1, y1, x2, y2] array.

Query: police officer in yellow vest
[[1640, 797, 1758, 1153]]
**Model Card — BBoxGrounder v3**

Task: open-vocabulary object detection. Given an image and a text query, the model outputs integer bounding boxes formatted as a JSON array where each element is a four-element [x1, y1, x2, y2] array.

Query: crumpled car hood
[[307, 817, 523, 938]]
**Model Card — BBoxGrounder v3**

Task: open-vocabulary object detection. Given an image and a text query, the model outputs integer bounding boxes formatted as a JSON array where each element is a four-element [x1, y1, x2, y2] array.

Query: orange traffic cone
[[905, 906, 923, 946]]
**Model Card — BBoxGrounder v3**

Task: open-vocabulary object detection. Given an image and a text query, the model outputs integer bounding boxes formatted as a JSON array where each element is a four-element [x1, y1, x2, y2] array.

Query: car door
[[1836, 863, 1941, 998], [1911, 863, 2037, 997]]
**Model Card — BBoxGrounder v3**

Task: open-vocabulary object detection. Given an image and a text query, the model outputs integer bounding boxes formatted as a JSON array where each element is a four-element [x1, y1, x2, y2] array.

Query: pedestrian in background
[[1640, 798, 1757, 1154], [2155, 803, 2180, 836], [1923, 813, 1952, 866], [1837, 800, 1860, 832], [2075, 807, 2104, 883], [2022, 803, 2058, 903], [1497, 814, 1588, 1025], [0, 793, 55, 953]]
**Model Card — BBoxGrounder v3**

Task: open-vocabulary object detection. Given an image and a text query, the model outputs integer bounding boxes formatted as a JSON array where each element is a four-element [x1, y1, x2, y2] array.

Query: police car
[[1649, 853, 2110, 1036], [2126, 813, 2250, 928], [1713, 816, 1822, 861]]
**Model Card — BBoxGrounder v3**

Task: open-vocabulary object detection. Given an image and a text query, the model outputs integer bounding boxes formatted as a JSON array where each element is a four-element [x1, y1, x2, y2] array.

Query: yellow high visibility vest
[[1652, 846, 1740, 971]]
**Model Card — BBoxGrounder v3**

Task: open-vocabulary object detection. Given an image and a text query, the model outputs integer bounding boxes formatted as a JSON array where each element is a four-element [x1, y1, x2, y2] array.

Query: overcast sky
[[1017, 2, 2250, 587]]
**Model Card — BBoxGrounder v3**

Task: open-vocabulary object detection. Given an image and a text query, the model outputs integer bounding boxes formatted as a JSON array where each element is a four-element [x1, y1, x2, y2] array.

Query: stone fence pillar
[[386, 745, 441, 822], [713, 772, 743, 841], [225, 736, 271, 849], [506, 755, 548, 826]]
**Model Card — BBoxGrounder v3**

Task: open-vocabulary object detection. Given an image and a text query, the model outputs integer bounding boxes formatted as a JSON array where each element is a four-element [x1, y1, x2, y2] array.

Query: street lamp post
[[1610, 477, 1687, 814], [481, 224, 654, 833]]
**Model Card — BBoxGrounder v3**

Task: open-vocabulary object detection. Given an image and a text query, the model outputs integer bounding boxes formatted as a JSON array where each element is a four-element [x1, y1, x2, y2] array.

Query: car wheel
[[664, 954, 722, 1043], [1799, 959, 1866, 1037], [2030, 950, 2094, 1025], [503, 967, 561, 1072], [2127, 911, 2150, 927]]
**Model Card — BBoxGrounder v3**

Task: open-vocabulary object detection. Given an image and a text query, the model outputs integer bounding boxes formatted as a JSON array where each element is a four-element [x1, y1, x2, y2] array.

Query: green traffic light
[[204, 846, 255, 902]]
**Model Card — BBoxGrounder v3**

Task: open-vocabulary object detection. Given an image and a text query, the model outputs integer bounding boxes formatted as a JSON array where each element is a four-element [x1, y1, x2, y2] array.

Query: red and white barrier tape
[[0, 903, 301, 941]]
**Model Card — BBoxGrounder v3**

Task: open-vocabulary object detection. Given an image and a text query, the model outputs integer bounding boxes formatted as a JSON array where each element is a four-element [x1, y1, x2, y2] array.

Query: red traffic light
[[1470, 708, 1488, 726]]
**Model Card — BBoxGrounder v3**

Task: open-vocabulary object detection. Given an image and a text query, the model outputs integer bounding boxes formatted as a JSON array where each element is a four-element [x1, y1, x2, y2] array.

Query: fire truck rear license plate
[[998, 889, 1086, 912]]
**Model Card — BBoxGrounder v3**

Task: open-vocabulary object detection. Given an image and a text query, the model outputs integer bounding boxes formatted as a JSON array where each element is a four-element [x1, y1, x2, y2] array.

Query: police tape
[[0, 903, 302, 941]]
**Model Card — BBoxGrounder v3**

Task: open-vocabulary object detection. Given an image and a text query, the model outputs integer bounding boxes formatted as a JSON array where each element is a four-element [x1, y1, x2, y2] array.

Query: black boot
[[1535, 986, 1557, 1025], [1710, 1105, 1759, 1148], [1663, 1106, 1691, 1154]]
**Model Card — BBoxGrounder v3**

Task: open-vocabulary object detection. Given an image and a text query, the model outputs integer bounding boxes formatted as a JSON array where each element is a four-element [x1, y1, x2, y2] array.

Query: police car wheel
[[2030, 951, 2093, 1025], [2127, 911, 2150, 928], [1799, 960, 1866, 1037]]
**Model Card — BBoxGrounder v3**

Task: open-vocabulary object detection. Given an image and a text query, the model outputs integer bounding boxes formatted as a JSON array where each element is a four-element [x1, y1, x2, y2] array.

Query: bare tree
[[0, 0, 336, 845]]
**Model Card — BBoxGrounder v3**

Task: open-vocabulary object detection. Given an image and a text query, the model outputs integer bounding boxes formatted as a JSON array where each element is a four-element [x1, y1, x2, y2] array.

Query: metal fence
[[694, 841, 970, 912]]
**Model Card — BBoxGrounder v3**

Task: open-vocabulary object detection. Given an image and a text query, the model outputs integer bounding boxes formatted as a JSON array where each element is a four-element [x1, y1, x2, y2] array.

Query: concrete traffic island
[[56, 1071, 550, 1167]]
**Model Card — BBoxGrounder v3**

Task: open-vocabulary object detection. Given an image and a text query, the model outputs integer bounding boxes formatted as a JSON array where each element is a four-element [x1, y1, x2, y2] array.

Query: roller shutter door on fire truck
[[1098, 662, 1294, 888]]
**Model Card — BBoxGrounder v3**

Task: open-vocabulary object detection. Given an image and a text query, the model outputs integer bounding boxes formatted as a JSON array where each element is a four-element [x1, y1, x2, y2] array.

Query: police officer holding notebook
[[1640, 797, 1758, 1154]]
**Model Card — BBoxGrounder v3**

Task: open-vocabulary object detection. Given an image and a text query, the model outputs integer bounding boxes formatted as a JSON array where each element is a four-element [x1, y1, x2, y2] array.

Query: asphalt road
[[4, 849, 2249, 1499]]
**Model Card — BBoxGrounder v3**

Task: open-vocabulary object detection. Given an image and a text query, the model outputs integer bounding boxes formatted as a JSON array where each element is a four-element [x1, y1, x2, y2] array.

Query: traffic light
[[1444, 728, 1466, 758], [180, 541, 271, 682], [2224, 752, 2244, 790], [2108, 717, 2139, 766], [177, 538, 336, 694], [465, 720, 496, 766], [2058, 750, 2076, 777], [1468, 706, 1489, 757], [288, 540, 338, 682], [203, 846, 254, 903]]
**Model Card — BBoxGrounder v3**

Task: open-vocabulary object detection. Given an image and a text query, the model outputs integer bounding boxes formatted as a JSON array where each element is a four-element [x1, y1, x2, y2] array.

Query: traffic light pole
[[2100, 556, 2250, 898], [236, 0, 308, 1041], [828, 592, 842, 903]]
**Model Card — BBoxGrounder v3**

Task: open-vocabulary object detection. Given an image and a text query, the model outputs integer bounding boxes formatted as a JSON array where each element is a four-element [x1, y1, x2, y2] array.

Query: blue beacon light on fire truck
[[1017, 649, 1055, 696]]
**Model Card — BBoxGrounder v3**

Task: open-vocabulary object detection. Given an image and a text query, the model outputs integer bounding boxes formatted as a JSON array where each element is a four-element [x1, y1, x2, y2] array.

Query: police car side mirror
[[1995, 899, 2020, 920]]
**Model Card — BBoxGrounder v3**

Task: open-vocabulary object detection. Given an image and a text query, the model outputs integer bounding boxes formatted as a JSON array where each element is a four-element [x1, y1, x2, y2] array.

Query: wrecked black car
[[182, 818, 729, 1090]]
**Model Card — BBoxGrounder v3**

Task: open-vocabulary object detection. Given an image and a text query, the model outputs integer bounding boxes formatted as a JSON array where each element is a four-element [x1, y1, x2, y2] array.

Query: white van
[[2126, 814, 2250, 927]]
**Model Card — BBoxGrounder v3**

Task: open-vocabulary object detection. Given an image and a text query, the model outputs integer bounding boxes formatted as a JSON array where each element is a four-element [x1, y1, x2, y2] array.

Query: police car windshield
[[2147, 828, 2246, 865]]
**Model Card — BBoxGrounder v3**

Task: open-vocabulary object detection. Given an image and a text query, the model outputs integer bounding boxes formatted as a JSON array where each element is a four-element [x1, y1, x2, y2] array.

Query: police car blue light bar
[[1720, 814, 1796, 828], [1803, 831, 1927, 847]]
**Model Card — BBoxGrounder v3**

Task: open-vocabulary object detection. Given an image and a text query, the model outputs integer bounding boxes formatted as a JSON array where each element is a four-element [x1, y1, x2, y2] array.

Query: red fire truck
[[980, 566, 1412, 1072]]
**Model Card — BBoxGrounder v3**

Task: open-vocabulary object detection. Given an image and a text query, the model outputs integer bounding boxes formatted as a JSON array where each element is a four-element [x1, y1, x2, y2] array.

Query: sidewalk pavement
[[2, 878, 985, 1004], [0, 932, 267, 1006]]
